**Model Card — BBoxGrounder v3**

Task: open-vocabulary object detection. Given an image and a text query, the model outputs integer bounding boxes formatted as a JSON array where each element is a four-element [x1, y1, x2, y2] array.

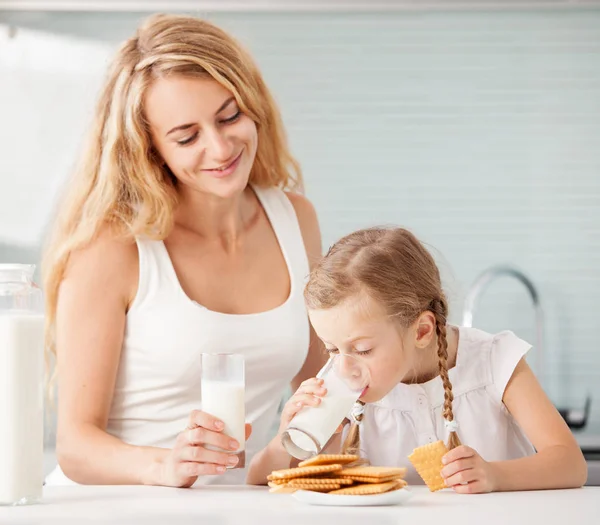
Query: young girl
[[247, 227, 587, 493]]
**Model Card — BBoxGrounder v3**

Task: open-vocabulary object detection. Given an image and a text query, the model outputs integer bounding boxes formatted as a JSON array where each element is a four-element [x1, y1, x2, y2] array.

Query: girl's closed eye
[[354, 348, 373, 356], [325, 346, 339, 355]]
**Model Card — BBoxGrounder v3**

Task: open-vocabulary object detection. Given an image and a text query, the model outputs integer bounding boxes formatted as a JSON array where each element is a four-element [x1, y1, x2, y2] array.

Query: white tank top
[[46, 186, 310, 485]]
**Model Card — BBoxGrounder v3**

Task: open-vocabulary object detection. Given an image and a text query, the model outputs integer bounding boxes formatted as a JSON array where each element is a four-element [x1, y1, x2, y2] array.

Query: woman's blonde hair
[[304, 227, 461, 455], [42, 14, 302, 371]]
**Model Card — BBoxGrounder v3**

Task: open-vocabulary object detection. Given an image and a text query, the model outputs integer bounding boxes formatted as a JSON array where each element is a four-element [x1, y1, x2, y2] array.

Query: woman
[[43, 13, 324, 487]]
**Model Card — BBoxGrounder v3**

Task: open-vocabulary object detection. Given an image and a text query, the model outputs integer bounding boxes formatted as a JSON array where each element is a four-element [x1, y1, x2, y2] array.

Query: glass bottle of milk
[[0, 264, 45, 506]]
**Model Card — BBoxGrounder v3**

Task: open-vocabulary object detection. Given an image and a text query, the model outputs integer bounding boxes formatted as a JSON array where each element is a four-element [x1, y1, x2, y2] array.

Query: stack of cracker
[[267, 454, 408, 496]]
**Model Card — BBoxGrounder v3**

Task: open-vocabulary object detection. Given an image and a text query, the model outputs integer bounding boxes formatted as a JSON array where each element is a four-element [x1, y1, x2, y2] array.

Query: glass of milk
[[281, 354, 370, 460], [0, 264, 45, 506], [200, 353, 245, 468]]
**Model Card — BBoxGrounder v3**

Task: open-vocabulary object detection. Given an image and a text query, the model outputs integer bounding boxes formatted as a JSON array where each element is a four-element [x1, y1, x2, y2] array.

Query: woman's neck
[[173, 185, 259, 250]]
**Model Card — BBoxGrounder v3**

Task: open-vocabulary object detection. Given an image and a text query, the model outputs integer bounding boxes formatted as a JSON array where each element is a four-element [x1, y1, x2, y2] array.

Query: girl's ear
[[414, 311, 436, 349]]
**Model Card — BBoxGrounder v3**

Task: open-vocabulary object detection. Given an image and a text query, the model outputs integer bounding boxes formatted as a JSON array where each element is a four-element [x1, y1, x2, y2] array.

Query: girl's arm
[[490, 358, 587, 490], [442, 358, 587, 492]]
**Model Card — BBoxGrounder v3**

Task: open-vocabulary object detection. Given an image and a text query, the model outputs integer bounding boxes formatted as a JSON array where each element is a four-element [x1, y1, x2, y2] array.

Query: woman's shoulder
[[255, 185, 318, 225], [284, 191, 322, 267], [69, 224, 137, 265], [63, 224, 139, 305], [284, 191, 317, 222], [252, 184, 322, 266]]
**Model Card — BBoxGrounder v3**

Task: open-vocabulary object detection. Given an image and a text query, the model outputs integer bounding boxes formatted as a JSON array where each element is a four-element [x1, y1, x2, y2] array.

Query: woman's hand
[[441, 445, 499, 494], [277, 377, 326, 434], [159, 410, 252, 488]]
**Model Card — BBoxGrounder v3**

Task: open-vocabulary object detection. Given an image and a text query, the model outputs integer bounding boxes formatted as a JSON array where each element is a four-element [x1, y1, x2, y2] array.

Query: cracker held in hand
[[408, 440, 448, 492], [298, 454, 359, 468]]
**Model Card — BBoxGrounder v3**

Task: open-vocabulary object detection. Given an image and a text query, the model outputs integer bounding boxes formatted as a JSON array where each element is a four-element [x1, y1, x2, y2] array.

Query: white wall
[[1, 9, 599, 446]]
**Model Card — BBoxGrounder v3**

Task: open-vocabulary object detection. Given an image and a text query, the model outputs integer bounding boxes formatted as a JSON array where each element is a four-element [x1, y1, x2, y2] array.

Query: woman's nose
[[204, 128, 234, 162]]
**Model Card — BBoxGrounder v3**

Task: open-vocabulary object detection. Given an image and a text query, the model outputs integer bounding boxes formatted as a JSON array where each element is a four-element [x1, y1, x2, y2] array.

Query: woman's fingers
[[178, 460, 227, 477], [187, 409, 225, 431], [186, 426, 239, 451], [178, 444, 240, 467]]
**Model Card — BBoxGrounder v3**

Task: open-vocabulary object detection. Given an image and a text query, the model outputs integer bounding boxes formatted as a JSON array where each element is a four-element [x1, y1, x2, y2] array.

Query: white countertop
[[1, 485, 599, 525]]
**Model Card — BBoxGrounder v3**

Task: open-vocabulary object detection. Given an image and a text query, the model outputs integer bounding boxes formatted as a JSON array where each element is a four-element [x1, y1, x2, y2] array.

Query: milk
[[286, 391, 357, 456], [0, 313, 45, 505], [201, 380, 245, 454]]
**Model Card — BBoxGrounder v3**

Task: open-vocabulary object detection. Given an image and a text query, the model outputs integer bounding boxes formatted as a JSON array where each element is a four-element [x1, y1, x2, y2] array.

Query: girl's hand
[[278, 377, 326, 434], [159, 410, 252, 488], [441, 445, 499, 494]]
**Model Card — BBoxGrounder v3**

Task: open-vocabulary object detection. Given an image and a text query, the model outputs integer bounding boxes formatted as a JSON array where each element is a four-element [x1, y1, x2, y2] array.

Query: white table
[[1, 485, 599, 525]]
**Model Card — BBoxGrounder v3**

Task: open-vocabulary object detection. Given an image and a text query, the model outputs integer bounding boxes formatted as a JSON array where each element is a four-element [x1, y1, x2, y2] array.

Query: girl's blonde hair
[[304, 227, 461, 455], [42, 14, 302, 372]]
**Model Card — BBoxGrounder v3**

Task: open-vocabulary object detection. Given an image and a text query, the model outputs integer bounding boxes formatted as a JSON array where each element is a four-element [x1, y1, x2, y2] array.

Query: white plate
[[292, 488, 413, 507]]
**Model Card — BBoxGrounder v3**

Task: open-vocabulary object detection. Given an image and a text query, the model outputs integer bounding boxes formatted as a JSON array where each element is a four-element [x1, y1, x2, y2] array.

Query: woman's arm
[[54, 229, 156, 484], [54, 229, 238, 486]]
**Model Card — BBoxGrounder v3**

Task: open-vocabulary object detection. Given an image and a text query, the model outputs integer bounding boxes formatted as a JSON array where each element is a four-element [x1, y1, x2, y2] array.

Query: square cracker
[[343, 475, 407, 485], [286, 477, 354, 486], [408, 440, 448, 492], [329, 479, 403, 496], [298, 454, 359, 468], [287, 480, 342, 492], [269, 463, 343, 480], [268, 483, 297, 494], [339, 466, 407, 479]]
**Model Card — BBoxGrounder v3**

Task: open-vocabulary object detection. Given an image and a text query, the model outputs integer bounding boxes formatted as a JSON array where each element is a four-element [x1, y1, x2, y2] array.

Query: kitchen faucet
[[462, 265, 544, 380], [461, 264, 590, 429]]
